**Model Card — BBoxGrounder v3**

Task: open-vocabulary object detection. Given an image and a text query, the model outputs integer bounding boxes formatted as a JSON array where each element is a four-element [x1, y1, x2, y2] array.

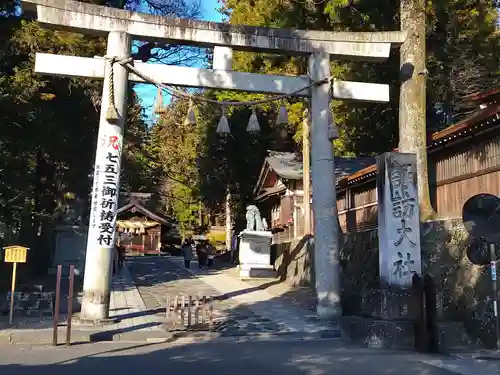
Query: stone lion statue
[[245, 204, 265, 231]]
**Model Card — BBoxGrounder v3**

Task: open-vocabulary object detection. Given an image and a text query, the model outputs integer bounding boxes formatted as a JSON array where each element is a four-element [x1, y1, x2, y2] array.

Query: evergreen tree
[[221, 0, 499, 154]]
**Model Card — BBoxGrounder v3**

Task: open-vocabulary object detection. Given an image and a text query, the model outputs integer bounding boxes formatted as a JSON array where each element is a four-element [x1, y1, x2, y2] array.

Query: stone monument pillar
[[343, 152, 423, 349], [377, 152, 422, 286]]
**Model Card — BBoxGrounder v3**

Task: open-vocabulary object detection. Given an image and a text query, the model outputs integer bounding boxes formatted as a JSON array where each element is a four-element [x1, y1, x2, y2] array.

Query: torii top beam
[[21, 0, 405, 61]]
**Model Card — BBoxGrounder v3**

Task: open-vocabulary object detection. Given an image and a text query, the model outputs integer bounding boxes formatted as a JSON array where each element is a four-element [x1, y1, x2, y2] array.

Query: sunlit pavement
[[0, 339, 491, 375]]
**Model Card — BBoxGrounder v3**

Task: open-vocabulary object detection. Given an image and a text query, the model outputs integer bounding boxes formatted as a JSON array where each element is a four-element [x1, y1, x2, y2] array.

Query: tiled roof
[[117, 192, 174, 227], [265, 151, 375, 181]]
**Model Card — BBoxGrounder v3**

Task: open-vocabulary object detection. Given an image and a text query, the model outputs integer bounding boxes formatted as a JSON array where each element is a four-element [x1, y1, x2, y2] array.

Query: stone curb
[[0, 328, 341, 344]]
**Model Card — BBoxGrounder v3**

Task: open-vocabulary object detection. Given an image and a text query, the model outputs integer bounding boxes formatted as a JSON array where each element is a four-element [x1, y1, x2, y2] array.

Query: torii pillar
[[82, 31, 131, 321]]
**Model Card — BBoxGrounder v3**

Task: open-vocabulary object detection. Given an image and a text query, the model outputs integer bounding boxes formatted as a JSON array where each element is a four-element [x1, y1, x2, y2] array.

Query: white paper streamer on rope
[[216, 106, 231, 134], [246, 108, 260, 133], [276, 104, 289, 125], [327, 108, 339, 140], [184, 100, 197, 125]]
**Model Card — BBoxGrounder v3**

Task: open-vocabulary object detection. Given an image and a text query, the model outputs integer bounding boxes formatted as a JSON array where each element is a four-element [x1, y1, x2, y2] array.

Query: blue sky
[[134, 0, 223, 123]]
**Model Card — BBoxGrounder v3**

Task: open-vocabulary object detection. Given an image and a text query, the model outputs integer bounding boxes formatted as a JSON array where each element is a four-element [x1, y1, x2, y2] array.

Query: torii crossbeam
[[34, 53, 390, 102], [21, 0, 403, 324]]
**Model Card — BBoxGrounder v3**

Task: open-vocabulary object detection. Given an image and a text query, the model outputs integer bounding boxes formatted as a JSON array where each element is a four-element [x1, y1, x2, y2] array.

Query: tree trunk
[[399, 0, 436, 221]]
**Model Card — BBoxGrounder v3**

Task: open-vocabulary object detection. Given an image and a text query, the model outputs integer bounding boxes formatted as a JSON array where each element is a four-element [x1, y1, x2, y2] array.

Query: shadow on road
[[0, 339, 465, 375]]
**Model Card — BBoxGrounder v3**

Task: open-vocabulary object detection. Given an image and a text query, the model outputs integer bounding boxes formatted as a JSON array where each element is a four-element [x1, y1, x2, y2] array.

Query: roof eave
[[116, 202, 172, 227]]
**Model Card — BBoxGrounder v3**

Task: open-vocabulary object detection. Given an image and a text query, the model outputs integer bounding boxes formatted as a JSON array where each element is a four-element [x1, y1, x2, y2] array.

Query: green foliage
[[0, 19, 105, 276], [146, 0, 498, 232], [221, 0, 499, 155], [0, 0, 197, 277], [149, 99, 203, 235]]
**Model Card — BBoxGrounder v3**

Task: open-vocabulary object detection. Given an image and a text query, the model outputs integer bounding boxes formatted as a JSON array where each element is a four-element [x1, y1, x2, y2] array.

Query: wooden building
[[336, 87, 500, 232], [115, 193, 180, 255], [254, 151, 374, 244], [254, 87, 500, 242]]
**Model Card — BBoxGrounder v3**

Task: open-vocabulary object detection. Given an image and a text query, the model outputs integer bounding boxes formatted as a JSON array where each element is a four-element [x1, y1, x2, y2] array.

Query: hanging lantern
[[246, 108, 260, 133], [216, 106, 231, 135], [276, 103, 289, 125], [184, 99, 197, 126]]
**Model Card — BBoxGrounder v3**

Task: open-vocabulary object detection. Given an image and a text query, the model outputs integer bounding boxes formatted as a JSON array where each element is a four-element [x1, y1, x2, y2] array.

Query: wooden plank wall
[[270, 130, 500, 241], [337, 134, 500, 232]]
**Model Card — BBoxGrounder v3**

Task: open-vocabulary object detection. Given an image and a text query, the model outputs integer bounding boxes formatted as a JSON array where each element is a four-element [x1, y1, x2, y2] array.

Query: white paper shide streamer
[[246, 108, 260, 133], [216, 106, 231, 134], [327, 108, 339, 140], [184, 99, 197, 126], [276, 104, 289, 125]]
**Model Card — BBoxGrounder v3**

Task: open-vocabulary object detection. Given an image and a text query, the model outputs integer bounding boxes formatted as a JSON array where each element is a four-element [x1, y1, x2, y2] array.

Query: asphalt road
[[0, 339, 480, 375]]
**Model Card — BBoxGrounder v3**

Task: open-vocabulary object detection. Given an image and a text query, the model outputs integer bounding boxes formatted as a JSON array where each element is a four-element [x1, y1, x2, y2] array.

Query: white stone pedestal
[[238, 230, 275, 279]]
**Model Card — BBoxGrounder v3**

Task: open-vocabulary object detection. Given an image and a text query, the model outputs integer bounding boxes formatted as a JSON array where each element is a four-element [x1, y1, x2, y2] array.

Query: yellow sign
[[3, 246, 29, 263]]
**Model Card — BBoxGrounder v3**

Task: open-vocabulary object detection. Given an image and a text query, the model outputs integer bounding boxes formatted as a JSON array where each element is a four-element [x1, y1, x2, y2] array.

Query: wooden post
[[302, 109, 311, 236], [208, 297, 214, 330], [180, 299, 185, 328], [9, 262, 17, 325], [165, 296, 171, 319], [187, 295, 192, 328], [66, 265, 75, 346], [194, 295, 200, 325], [173, 296, 179, 319], [201, 296, 207, 323], [52, 264, 62, 346]]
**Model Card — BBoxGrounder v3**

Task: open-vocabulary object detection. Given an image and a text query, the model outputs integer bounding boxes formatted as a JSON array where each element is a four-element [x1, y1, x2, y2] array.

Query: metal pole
[[80, 31, 131, 321], [52, 264, 62, 346], [302, 109, 312, 236], [66, 265, 75, 346], [9, 262, 17, 325], [490, 243, 500, 350], [308, 52, 341, 322]]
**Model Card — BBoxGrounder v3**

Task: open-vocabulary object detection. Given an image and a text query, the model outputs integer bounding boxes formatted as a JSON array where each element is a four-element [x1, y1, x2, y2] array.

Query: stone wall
[[340, 219, 495, 347], [272, 235, 314, 287], [422, 218, 493, 347], [340, 230, 380, 315], [273, 218, 496, 347]]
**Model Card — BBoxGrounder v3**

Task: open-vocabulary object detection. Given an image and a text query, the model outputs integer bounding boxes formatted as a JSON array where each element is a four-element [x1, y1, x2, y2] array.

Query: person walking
[[206, 242, 215, 268], [196, 240, 207, 269], [117, 245, 126, 271], [182, 238, 193, 268]]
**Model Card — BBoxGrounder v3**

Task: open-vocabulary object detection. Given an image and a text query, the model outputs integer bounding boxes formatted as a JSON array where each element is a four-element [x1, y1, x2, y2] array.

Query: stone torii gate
[[21, 0, 404, 323]]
